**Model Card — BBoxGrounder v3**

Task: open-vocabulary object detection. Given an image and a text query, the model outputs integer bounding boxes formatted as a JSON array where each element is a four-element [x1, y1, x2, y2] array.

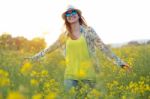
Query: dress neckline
[[69, 26, 83, 40]]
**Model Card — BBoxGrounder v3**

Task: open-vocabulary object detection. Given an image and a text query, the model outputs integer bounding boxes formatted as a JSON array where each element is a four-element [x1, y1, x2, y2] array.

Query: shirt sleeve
[[31, 33, 66, 61], [89, 27, 126, 67]]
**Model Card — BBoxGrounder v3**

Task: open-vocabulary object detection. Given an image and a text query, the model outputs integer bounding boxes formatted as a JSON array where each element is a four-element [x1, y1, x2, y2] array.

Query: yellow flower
[[44, 82, 50, 88], [87, 89, 101, 99], [30, 79, 39, 86], [41, 70, 48, 77], [113, 80, 119, 86], [30, 71, 37, 77], [7, 91, 26, 99], [20, 62, 32, 75], [0, 78, 10, 87], [0, 69, 9, 77], [0, 69, 10, 87], [145, 84, 150, 91], [121, 95, 126, 99], [107, 80, 119, 90], [45, 92, 57, 99], [32, 93, 42, 99]]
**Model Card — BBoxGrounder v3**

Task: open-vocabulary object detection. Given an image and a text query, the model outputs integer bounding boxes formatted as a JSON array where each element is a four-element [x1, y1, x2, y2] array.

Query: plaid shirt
[[31, 25, 126, 70]]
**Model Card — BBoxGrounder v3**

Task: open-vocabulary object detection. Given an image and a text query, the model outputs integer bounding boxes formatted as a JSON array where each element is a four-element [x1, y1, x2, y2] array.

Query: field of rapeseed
[[0, 35, 150, 99]]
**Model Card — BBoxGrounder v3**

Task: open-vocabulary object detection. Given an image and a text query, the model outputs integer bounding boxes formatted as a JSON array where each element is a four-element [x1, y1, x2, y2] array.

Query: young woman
[[26, 5, 131, 97]]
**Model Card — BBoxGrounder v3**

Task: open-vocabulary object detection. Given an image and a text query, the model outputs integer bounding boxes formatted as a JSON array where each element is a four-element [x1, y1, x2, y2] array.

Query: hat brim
[[62, 9, 82, 20]]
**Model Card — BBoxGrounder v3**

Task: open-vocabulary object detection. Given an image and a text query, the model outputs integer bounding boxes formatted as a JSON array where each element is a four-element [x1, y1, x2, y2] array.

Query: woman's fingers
[[123, 64, 133, 73]]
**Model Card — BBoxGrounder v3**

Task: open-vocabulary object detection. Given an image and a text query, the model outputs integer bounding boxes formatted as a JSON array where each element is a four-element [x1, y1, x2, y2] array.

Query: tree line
[[0, 33, 46, 52]]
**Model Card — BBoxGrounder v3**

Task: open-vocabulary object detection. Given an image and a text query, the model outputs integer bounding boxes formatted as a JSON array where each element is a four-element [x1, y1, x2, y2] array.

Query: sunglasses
[[65, 10, 77, 17]]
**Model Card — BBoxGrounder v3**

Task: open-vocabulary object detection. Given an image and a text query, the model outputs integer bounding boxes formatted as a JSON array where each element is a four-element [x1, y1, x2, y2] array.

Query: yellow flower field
[[0, 35, 150, 99]]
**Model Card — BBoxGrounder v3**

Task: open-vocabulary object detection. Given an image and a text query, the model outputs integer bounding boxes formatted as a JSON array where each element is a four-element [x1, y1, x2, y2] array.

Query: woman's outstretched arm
[[29, 33, 66, 61], [89, 27, 127, 68]]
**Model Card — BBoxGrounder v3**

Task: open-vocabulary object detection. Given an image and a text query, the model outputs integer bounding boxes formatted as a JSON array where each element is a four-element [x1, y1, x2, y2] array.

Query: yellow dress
[[65, 34, 96, 81]]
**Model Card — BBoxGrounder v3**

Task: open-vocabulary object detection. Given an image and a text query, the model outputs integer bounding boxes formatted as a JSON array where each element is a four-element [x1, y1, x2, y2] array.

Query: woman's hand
[[122, 64, 133, 73]]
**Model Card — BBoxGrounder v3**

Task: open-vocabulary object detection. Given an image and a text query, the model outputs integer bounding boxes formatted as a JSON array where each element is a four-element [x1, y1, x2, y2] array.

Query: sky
[[0, 0, 150, 46]]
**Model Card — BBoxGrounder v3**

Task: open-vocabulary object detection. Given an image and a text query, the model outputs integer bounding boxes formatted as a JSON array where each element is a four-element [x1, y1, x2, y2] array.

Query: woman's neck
[[70, 21, 80, 34]]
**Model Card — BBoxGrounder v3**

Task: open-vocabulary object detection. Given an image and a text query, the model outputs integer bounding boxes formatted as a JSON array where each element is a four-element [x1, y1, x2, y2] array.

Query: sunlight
[[0, 0, 150, 46]]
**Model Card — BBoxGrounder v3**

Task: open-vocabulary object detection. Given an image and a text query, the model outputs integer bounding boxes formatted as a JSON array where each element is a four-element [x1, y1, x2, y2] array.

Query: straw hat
[[62, 5, 82, 20]]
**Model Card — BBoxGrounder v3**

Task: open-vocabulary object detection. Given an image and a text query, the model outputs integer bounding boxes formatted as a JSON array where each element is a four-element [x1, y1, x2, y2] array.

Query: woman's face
[[66, 10, 79, 24]]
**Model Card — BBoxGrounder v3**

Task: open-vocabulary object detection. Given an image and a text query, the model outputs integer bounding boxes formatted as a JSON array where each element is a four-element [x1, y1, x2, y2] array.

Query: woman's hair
[[63, 10, 88, 36]]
